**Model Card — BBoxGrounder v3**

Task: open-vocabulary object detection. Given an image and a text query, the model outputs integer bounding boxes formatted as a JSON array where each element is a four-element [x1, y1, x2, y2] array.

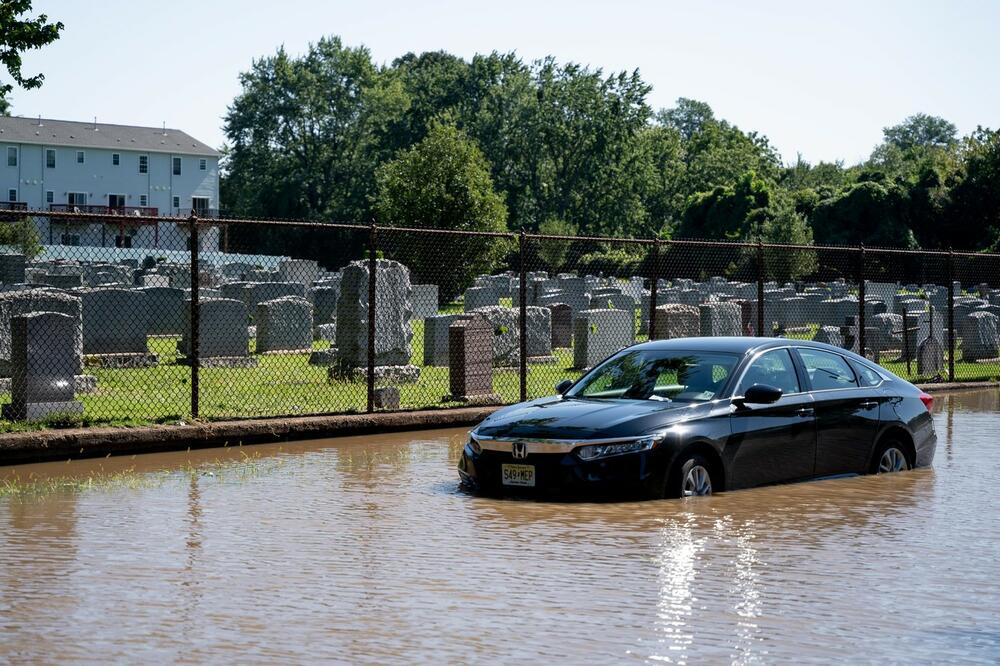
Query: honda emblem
[[511, 441, 528, 459]]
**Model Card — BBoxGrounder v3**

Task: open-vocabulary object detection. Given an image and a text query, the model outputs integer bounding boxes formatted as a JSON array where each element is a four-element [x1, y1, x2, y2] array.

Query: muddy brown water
[[1, 391, 999, 663]]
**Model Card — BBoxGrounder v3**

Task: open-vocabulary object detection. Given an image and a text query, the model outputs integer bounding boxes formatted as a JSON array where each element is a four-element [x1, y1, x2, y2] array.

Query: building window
[[172, 196, 180, 209], [139, 155, 148, 174], [61, 234, 80, 246], [68, 192, 87, 206], [112, 153, 120, 166], [76, 150, 85, 164], [139, 194, 148, 207], [172, 157, 182, 175], [199, 158, 207, 171], [7, 189, 16, 202], [114, 235, 133, 248], [46, 149, 56, 168], [46, 190, 54, 204], [6, 147, 16, 167]]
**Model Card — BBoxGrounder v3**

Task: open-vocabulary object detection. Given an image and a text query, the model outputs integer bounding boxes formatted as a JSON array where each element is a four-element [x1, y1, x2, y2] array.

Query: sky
[[8, 0, 1000, 165]]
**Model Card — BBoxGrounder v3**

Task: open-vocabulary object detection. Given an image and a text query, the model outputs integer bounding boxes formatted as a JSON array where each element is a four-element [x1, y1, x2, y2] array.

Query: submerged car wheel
[[667, 454, 714, 499], [871, 440, 910, 474]]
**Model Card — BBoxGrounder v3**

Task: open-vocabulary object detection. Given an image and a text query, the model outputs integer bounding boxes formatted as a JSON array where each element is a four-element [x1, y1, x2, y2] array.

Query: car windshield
[[567, 349, 740, 402]]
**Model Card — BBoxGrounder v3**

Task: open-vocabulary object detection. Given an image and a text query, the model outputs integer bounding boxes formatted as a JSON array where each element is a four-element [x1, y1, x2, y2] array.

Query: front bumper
[[457, 443, 668, 499]]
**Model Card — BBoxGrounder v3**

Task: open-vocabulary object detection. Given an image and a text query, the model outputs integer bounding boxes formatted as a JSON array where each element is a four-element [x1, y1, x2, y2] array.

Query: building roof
[[0, 116, 220, 157]]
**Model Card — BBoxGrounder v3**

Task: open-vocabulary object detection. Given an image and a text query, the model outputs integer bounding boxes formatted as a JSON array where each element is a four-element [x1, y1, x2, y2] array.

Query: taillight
[[919, 392, 934, 411]]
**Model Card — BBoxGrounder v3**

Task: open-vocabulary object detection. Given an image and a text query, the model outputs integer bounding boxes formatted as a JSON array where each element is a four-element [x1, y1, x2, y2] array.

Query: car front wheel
[[666, 453, 715, 499]]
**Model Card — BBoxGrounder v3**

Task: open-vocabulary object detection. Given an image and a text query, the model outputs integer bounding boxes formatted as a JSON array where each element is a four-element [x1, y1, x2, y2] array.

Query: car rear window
[[850, 361, 884, 387]]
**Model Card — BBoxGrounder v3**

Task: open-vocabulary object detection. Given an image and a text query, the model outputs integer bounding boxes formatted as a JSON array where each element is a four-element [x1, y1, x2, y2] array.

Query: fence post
[[756, 240, 765, 337], [649, 238, 660, 339], [518, 231, 527, 403], [947, 248, 955, 382], [857, 244, 866, 358], [367, 223, 377, 413], [188, 214, 200, 419]]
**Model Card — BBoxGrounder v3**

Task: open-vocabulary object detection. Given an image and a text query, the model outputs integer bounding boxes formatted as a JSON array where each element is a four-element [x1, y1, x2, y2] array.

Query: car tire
[[666, 453, 715, 499], [870, 439, 911, 475]]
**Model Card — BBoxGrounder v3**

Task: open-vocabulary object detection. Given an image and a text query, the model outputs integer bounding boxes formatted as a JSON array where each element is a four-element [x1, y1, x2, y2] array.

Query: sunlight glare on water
[[1, 390, 999, 663]]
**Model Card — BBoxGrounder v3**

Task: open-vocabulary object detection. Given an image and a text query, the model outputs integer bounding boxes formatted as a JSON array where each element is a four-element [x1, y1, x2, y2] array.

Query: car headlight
[[467, 434, 482, 455], [576, 436, 658, 461]]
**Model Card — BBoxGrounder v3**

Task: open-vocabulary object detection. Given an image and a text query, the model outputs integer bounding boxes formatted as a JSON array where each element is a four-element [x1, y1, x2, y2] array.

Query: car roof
[[633, 336, 874, 363]]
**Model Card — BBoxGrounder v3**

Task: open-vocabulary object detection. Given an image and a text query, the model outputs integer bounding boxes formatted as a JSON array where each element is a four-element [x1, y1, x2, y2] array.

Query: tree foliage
[[0, 218, 42, 259], [373, 122, 509, 299], [0, 1, 63, 112]]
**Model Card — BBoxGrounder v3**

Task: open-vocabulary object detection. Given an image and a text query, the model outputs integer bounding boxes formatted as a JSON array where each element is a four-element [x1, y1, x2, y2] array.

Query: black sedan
[[458, 337, 936, 499]]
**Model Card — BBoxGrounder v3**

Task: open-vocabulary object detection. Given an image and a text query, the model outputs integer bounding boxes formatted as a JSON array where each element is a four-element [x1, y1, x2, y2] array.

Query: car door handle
[[860, 401, 879, 409], [796, 407, 814, 416]]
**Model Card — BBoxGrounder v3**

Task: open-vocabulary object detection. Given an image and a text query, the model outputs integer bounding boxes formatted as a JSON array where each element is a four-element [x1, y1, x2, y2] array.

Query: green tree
[[809, 180, 917, 248], [0, 218, 42, 259], [373, 122, 509, 299], [0, 1, 63, 113], [883, 113, 957, 151], [677, 171, 772, 240], [535, 218, 577, 270], [759, 208, 818, 281], [947, 127, 1000, 250]]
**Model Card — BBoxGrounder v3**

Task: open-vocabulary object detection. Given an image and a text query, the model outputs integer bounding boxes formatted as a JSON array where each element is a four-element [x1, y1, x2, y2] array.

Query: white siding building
[[0, 116, 220, 251]]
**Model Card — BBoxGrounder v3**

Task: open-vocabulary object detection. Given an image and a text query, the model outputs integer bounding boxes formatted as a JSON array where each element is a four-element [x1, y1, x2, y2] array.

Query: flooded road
[[2, 390, 999, 663]]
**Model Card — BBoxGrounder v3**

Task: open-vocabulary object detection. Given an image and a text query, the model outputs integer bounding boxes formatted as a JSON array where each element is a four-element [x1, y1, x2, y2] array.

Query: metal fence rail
[[0, 208, 997, 428]]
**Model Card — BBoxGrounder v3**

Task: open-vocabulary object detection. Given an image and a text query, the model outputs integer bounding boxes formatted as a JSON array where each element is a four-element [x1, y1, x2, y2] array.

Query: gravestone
[[1, 312, 82, 421], [869, 312, 903, 350], [446, 316, 499, 404], [699, 302, 742, 337], [525, 306, 556, 363], [411, 284, 439, 319], [917, 336, 945, 376], [178, 298, 257, 367], [139, 286, 186, 336], [537, 290, 591, 316], [471, 305, 520, 367], [334, 259, 417, 381], [312, 285, 339, 338], [41, 274, 83, 289], [80, 288, 155, 366], [464, 286, 498, 312], [960, 311, 1000, 362], [813, 325, 845, 349], [423, 314, 473, 366], [244, 282, 307, 314], [0, 254, 26, 284], [650, 304, 700, 340], [0, 289, 84, 376], [373, 386, 401, 410], [277, 259, 320, 286], [573, 309, 634, 369], [255, 296, 313, 353], [549, 303, 573, 348]]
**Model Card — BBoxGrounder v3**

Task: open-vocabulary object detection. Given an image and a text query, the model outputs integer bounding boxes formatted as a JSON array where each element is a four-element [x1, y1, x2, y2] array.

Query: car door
[[794, 347, 881, 476], [728, 348, 817, 488]]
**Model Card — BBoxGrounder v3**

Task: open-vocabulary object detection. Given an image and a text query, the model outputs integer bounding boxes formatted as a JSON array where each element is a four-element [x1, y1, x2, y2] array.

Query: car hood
[[474, 396, 704, 440]]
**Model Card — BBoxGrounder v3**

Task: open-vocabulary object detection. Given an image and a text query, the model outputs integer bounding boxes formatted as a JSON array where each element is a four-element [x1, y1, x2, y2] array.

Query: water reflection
[[0, 390, 998, 663]]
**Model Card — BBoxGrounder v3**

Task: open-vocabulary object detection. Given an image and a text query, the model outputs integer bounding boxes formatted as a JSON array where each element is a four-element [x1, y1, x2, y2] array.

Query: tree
[[946, 127, 1000, 250], [658, 97, 714, 141], [883, 113, 957, 151], [809, 181, 918, 248], [0, 1, 63, 112], [759, 208, 818, 282], [536, 218, 577, 271], [373, 122, 509, 299], [0, 218, 42, 259], [676, 171, 772, 240]]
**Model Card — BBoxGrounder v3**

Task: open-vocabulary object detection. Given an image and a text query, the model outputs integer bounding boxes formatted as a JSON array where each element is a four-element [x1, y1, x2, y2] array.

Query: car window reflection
[[569, 350, 739, 402]]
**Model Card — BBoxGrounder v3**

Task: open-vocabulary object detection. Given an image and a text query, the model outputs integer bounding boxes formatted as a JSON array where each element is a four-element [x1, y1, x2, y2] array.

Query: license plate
[[501, 464, 535, 487]]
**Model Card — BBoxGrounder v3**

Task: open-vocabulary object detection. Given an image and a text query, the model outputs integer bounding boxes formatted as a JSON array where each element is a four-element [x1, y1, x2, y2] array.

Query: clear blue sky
[[10, 0, 1000, 165]]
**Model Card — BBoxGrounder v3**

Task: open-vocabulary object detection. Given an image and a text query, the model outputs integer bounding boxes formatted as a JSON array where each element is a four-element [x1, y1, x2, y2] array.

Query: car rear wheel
[[871, 440, 910, 474], [666, 454, 714, 499]]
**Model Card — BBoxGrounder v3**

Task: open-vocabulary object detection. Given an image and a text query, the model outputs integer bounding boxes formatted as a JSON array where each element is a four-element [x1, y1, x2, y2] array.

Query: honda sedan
[[458, 337, 936, 498]]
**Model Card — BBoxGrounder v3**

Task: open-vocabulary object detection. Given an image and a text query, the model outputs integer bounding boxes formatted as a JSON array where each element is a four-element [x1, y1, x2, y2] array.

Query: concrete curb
[[1, 381, 997, 467], [0, 406, 501, 467]]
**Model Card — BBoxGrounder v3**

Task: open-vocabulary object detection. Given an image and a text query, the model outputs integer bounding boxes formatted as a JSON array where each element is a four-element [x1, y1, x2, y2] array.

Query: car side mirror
[[555, 379, 574, 395], [741, 384, 783, 405]]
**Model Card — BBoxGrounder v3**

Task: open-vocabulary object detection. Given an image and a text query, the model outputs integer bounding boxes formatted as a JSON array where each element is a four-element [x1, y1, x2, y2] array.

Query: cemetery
[[0, 239, 998, 429]]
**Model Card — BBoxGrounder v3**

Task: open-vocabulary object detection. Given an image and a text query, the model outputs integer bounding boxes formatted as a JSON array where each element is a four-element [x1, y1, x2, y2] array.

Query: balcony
[[48, 204, 159, 217], [0, 201, 28, 211]]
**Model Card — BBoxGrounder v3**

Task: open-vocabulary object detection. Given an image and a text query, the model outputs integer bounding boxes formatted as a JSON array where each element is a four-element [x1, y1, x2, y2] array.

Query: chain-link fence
[[0, 208, 996, 428]]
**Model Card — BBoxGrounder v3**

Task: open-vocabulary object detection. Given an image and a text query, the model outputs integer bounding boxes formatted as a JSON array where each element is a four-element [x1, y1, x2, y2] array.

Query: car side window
[[737, 349, 800, 396], [798, 348, 858, 390], [850, 361, 883, 387]]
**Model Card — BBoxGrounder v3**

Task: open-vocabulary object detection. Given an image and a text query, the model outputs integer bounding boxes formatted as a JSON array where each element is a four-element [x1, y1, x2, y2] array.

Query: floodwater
[[1, 392, 999, 664]]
